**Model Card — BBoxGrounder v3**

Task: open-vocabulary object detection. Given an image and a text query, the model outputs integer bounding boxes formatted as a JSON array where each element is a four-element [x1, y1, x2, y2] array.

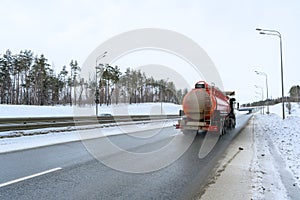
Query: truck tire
[[220, 119, 226, 135], [211, 111, 224, 136]]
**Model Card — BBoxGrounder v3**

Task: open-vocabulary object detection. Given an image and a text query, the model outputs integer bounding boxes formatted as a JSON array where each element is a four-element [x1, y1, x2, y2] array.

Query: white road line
[[0, 167, 62, 188]]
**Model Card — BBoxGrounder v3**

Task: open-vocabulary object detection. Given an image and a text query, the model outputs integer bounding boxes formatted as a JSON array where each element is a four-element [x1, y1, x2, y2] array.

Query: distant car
[[99, 113, 112, 117]]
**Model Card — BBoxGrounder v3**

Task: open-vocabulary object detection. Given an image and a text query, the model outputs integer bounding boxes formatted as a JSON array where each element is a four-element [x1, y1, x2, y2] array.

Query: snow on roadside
[[252, 116, 289, 199], [252, 103, 300, 199], [255, 114, 300, 186], [0, 119, 178, 153], [264, 103, 300, 186]]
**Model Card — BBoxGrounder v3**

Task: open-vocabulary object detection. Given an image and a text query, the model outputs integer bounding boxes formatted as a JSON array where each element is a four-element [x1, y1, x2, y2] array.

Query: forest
[[0, 49, 188, 106]]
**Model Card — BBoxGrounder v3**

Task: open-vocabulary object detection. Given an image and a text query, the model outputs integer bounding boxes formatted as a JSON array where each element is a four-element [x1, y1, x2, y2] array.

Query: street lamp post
[[160, 78, 169, 115], [95, 51, 107, 116], [255, 85, 264, 114], [255, 70, 269, 114], [256, 28, 285, 119]]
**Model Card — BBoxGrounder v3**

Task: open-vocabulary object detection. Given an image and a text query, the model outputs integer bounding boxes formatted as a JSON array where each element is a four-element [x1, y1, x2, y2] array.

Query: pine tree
[[289, 85, 300, 102], [70, 60, 80, 106], [0, 50, 13, 104]]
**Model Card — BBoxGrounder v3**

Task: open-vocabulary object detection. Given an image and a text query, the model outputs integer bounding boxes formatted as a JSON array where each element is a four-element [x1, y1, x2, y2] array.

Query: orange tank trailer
[[176, 81, 236, 135]]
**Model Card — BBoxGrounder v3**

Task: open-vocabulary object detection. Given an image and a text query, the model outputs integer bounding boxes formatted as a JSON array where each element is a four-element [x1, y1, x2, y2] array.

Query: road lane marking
[[0, 167, 62, 188]]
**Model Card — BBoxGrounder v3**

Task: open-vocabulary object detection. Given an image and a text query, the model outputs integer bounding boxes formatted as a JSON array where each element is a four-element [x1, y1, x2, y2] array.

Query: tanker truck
[[175, 81, 236, 135]]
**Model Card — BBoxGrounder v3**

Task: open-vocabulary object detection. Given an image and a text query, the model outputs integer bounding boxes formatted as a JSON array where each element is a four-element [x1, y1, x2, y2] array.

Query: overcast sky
[[1, 0, 299, 104]]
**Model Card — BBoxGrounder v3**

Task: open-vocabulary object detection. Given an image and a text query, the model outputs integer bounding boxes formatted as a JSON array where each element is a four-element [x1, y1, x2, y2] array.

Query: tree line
[[0, 49, 188, 106], [241, 85, 300, 107]]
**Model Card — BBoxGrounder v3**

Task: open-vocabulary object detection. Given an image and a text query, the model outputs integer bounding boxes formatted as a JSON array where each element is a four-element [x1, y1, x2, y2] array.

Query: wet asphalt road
[[0, 114, 251, 200]]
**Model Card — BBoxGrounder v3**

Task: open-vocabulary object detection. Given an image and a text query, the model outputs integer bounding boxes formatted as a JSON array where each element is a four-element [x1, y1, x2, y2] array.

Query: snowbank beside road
[[252, 103, 300, 199], [255, 103, 300, 187], [0, 119, 178, 153]]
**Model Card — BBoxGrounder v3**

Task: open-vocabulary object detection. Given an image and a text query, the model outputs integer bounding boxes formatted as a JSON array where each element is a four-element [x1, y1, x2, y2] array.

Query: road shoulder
[[198, 118, 254, 199]]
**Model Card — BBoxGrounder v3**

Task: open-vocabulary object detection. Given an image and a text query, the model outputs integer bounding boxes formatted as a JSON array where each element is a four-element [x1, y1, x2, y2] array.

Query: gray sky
[[1, 0, 299, 104]]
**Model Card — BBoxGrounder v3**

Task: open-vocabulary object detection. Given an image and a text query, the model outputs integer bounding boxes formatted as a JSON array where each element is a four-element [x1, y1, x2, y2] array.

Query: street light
[[256, 28, 285, 119], [255, 70, 269, 114], [255, 85, 264, 114], [160, 78, 169, 115], [95, 51, 107, 116]]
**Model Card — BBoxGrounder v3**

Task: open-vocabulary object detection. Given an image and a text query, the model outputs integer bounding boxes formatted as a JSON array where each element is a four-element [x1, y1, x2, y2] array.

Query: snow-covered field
[[0, 103, 181, 118], [0, 103, 181, 153], [252, 103, 300, 199]]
